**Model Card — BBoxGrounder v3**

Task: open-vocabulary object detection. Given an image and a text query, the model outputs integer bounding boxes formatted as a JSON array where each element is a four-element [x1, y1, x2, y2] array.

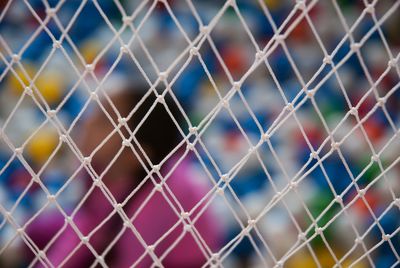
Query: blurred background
[[1, 0, 400, 267]]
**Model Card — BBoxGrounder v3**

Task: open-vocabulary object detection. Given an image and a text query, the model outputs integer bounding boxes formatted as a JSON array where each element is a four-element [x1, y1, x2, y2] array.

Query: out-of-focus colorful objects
[[0, 0, 399, 267]]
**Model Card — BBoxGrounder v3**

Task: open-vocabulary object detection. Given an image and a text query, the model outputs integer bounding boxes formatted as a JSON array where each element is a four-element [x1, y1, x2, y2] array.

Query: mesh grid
[[0, 0, 400, 267]]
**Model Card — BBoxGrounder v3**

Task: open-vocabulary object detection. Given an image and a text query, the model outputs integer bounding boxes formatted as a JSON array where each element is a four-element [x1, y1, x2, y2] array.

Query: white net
[[0, 0, 400, 267]]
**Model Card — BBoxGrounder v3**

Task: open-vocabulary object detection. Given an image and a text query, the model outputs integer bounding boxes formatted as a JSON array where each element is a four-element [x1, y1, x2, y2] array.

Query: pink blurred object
[[28, 156, 223, 267]]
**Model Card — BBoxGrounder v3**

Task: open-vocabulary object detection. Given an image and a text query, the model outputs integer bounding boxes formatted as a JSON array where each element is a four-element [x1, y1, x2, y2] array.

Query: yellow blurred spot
[[264, 0, 281, 10], [81, 40, 102, 63], [286, 248, 368, 268], [35, 71, 64, 105], [26, 128, 58, 165], [7, 64, 35, 95], [286, 252, 316, 268], [8, 64, 64, 105], [200, 79, 215, 97]]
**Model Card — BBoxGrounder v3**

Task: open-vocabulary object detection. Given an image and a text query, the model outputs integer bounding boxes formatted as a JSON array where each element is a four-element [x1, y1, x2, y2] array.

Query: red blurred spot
[[221, 45, 247, 79]]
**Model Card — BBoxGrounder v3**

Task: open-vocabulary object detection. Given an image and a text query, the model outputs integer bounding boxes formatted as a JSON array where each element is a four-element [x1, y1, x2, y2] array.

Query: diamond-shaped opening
[[75, 49, 152, 121], [23, 123, 60, 172], [110, 157, 150, 202], [188, 145, 221, 185], [4, 62, 36, 100], [294, 102, 330, 152], [308, 1, 348, 55], [366, 239, 400, 268], [54, 1, 86, 29], [310, 150, 354, 196], [283, 18, 325, 83], [164, 154, 214, 202], [121, 32, 159, 83], [65, 1, 119, 63], [267, 47, 304, 103], [89, 212, 124, 262], [228, 154, 270, 207], [241, 62, 287, 130], [226, 92, 263, 143], [134, 3, 191, 73], [132, 92, 187, 166], [68, 184, 117, 235], [51, 164, 91, 213], [18, 28, 53, 67], [360, 39, 392, 81], [311, 76, 351, 131], [175, 54, 233, 122], [329, 114, 358, 149], [257, 202, 300, 259], [173, 54, 228, 125], [277, 187, 317, 236], [268, 112, 312, 179], [339, 125, 374, 172], [255, 140, 291, 193], [369, 177, 398, 216], [117, 51, 151, 87], [32, 48, 82, 109], [240, 1, 276, 48], [207, 6, 258, 81], [200, 107, 253, 174], [71, 105, 121, 175], [2, 103, 47, 150], [121, 191, 183, 254], [57, 87, 88, 131], [190, 139, 222, 184], [37, 139, 88, 196], [197, 40, 233, 94]]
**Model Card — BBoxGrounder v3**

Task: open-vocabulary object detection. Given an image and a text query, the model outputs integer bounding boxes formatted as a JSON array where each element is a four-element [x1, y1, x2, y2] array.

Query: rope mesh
[[0, 0, 399, 267]]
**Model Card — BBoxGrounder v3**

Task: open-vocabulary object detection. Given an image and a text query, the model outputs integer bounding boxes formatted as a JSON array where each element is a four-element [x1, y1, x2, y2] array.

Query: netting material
[[0, 0, 400, 267]]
